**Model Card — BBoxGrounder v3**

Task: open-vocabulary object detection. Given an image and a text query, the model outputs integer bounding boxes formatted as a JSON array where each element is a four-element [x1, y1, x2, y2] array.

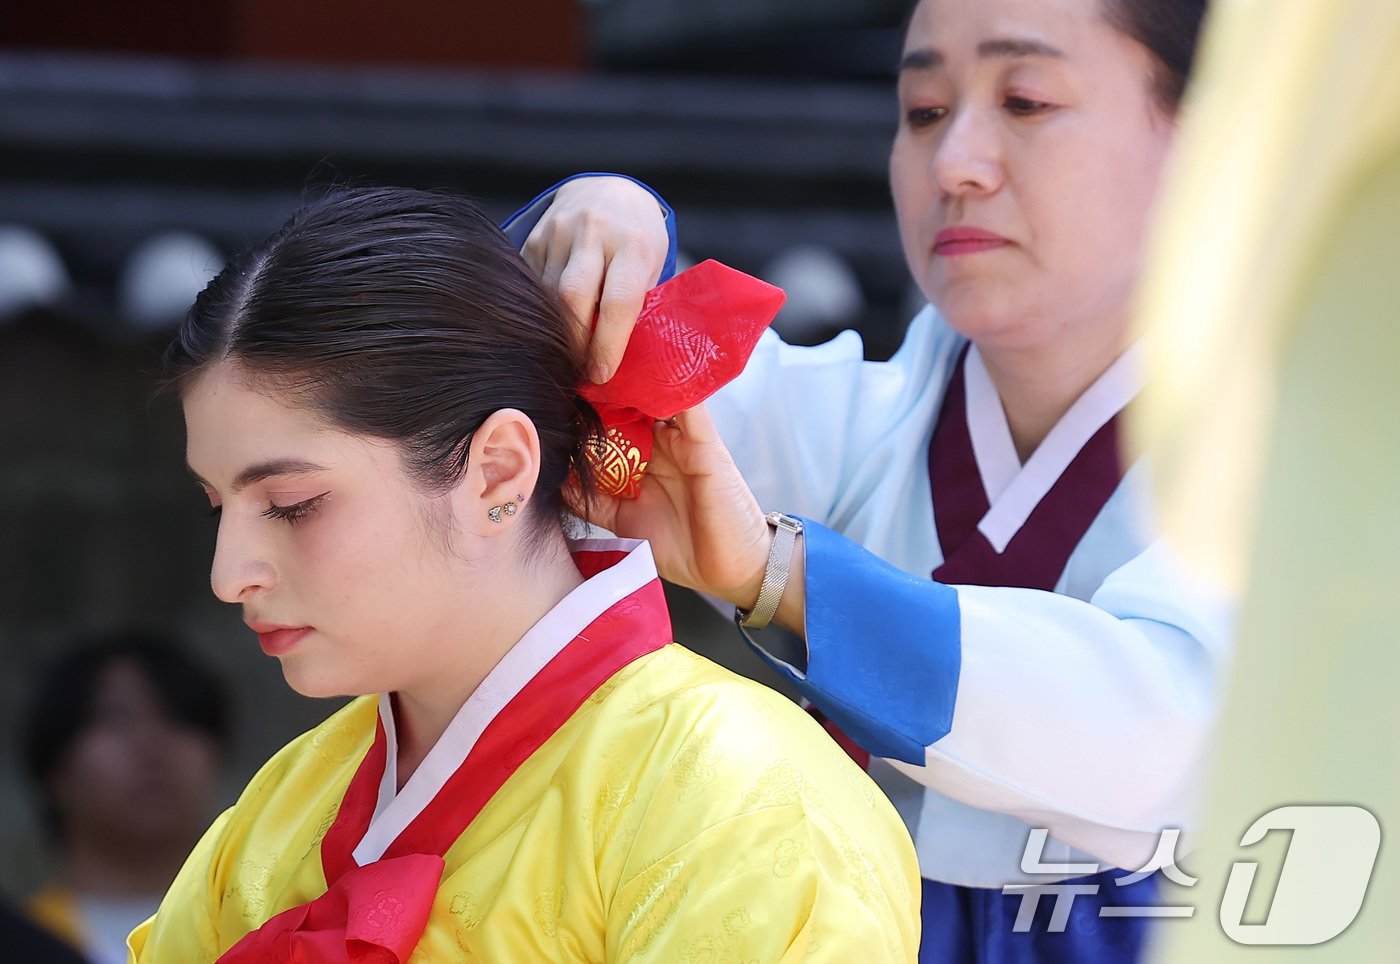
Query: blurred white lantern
[[0, 225, 72, 320], [761, 244, 864, 342], [119, 232, 224, 333]]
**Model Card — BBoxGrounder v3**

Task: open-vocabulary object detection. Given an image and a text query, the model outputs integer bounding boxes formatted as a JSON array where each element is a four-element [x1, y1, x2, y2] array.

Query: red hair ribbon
[[578, 260, 785, 498]]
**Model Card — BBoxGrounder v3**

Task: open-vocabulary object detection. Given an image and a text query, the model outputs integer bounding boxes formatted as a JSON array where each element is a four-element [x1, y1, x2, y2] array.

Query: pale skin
[[536, 0, 1179, 634], [184, 362, 584, 787]]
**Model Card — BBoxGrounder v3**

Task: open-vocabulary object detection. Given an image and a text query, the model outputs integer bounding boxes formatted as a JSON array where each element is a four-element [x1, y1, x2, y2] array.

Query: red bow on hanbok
[[218, 853, 444, 964], [579, 260, 785, 498]]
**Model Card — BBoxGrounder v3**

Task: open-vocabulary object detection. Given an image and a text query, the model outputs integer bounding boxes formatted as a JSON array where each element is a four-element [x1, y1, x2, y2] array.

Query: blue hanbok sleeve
[[748, 518, 962, 766]]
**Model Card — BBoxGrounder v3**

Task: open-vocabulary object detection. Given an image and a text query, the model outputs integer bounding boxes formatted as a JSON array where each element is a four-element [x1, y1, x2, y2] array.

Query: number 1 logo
[[1220, 805, 1380, 945]]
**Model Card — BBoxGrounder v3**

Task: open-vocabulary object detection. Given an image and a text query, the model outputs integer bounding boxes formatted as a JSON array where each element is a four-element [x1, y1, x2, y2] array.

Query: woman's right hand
[[521, 176, 671, 385]]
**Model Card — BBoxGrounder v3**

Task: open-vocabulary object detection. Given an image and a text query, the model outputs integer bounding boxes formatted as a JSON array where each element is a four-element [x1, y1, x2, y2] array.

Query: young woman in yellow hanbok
[[128, 187, 920, 963]]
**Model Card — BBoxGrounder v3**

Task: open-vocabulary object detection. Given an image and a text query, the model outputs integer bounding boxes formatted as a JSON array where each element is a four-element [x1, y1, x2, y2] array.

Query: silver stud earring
[[487, 506, 503, 524], [516, 493, 526, 503], [503, 501, 517, 517]]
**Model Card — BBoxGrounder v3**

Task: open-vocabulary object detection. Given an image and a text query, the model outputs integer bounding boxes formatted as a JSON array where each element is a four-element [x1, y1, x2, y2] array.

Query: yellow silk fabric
[[129, 644, 920, 962]]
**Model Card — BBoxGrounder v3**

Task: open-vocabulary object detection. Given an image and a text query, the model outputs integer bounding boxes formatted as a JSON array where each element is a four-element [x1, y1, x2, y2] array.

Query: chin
[[932, 278, 1034, 339], [939, 303, 1022, 346], [279, 661, 365, 700]]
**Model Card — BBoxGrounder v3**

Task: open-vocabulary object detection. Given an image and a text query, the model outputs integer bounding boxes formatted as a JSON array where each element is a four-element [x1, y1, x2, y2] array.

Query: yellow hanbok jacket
[[129, 540, 920, 962]]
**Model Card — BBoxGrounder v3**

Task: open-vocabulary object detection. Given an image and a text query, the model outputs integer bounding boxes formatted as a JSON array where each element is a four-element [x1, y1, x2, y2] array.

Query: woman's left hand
[[585, 406, 771, 610]]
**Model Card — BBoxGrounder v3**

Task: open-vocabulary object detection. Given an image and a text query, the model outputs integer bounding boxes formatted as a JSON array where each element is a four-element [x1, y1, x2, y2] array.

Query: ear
[[454, 409, 541, 537]]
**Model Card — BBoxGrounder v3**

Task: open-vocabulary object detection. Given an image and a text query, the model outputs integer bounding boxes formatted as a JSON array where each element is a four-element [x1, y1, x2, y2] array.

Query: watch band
[[736, 512, 803, 630]]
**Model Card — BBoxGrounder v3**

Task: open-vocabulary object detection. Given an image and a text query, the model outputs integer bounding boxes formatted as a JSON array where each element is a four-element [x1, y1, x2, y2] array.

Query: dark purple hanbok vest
[[929, 348, 1127, 589]]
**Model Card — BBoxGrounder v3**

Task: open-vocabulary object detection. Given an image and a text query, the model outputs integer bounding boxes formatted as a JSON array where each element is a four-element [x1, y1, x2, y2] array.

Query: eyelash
[[1004, 96, 1055, 116], [905, 106, 949, 129], [204, 493, 329, 525], [263, 492, 331, 526]]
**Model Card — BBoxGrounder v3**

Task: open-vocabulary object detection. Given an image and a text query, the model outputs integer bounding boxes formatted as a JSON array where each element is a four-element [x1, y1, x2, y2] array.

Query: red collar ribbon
[[579, 259, 785, 498]]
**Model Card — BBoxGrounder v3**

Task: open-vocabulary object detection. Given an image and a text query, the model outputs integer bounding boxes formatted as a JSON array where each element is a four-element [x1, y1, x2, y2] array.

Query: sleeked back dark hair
[[24, 630, 229, 841], [164, 187, 600, 535], [1102, 0, 1209, 111]]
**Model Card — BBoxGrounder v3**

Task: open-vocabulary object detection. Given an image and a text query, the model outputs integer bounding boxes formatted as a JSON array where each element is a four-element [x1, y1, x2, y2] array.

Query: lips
[[246, 621, 312, 657], [933, 226, 1011, 256]]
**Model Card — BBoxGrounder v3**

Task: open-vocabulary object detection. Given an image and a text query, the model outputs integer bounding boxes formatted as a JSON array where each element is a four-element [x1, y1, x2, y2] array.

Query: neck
[[391, 537, 585, 789], [976, 322, 1130, 462], [63, 831, 191, 896]]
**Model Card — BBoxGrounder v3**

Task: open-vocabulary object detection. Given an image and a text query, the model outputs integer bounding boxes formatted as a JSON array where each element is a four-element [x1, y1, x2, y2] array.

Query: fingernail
[[590, 362, 611, 383]]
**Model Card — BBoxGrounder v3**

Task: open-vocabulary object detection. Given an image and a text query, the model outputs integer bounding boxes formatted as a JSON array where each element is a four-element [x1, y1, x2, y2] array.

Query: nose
[[931, 106, 1004, 198], [209, 513, 277, 604]]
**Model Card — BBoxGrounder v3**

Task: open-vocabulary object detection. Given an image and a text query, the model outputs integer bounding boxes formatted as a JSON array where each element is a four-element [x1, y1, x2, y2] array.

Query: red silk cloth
[[579, 259, 785, 498], [217, 552, 673, 963]]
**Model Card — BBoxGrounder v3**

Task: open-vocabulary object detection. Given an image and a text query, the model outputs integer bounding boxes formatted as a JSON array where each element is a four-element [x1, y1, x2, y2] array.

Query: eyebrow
[[898, 38, 1066, 73], [188, 458, 328, 493]]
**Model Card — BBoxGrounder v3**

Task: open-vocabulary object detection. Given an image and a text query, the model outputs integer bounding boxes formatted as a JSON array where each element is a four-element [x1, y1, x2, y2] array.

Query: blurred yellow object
[[25, 886, 84, 954], [1137, 0, 1400, 592], [1133, 0, 1400, 960]]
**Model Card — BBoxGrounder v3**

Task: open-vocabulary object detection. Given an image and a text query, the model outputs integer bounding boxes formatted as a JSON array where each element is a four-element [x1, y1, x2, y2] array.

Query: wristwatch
[[736, 512, 803, 630]]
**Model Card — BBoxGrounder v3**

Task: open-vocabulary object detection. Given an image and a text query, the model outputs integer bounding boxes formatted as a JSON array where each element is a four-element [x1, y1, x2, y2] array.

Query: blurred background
[[0, 0, 921, 916]]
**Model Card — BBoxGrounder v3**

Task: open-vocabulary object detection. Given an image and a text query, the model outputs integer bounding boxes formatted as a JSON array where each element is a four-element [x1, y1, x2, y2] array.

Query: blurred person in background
[[510, 0, 1231, 960], [23, 631, 228, 964]]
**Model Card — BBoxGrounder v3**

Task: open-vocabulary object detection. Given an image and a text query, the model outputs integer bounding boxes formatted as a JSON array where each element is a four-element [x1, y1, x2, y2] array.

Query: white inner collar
[[351, 538, 659, 866], [964, 343, 1145, 553], [964, 346, 1021, 506]]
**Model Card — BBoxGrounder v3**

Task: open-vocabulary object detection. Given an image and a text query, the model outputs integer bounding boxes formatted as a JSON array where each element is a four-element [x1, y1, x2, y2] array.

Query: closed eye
[[263, 492, 331, 526]]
